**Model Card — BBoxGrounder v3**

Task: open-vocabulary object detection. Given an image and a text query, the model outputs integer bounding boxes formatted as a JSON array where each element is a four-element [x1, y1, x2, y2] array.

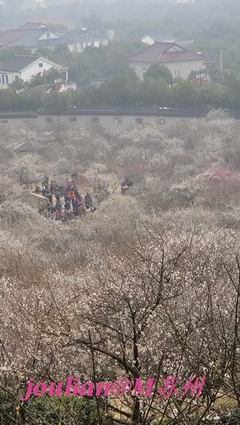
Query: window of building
[[6, 75, 9, 85], [136, 117, 143, 125], [2, 75, 5, 85], [46, 117, 53, 123], [69, 116, 77, 123], [39, 63, 43, 68]]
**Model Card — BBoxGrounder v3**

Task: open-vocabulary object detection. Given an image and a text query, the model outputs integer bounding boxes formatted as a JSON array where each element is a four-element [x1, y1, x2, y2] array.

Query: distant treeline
[[0, 39, 240, 112], [0, 74, 239, 113]]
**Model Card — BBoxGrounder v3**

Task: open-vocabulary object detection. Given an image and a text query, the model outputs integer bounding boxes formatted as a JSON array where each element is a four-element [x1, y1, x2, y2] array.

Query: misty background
[[1, 0, 239, 35]]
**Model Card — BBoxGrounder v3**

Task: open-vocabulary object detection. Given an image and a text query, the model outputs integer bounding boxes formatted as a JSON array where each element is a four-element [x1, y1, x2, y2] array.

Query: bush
[[0, 389, 114, 425]]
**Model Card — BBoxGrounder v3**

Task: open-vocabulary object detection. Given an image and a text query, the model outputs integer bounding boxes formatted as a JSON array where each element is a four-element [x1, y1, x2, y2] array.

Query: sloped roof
[[0, 55, 39, 72], [0, 30, 24, 44], [20, 22, 48, 30], [7, 29, 48, 47], [37, 36, 70, 48], [0, 26, 106, 49], [128, 41, 205, 64], [0, 55, 64, 73], [20, 22, 62, 34], [0, 24, 60, 48], [15, 141, 43, 153]]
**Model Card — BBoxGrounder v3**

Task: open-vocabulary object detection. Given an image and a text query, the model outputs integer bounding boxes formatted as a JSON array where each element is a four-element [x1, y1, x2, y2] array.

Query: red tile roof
[[0, 30, 24, 44], [128, 41, 205, 64]]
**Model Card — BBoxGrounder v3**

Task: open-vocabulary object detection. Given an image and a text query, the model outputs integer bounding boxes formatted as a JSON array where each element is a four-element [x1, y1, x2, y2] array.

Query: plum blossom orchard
[[1, 112, 240, 423]]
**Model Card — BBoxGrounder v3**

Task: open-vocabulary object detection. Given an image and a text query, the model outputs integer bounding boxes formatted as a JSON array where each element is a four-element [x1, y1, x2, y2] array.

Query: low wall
[[0, 114, 183, 133], [0, 107, 237, 133]]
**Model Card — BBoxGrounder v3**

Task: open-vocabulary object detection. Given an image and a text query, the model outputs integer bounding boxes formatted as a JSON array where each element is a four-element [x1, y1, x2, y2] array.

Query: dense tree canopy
[[0, 39, 240, 111], [1, 113, 240, 423]]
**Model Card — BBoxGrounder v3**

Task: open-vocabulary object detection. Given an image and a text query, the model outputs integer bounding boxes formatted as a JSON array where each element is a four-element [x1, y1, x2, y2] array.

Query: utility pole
[[220, 49, 223, 72]]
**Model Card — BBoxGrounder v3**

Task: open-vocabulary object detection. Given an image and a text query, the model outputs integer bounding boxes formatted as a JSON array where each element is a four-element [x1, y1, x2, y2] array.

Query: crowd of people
[[32, 175, 133, 222], [34, 176, 95, 221]]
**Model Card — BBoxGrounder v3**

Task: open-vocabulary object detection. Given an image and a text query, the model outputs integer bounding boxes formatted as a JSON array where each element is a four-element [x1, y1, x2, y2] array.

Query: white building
[[31, 28, 115, 53], [128, 41, 207, 81], [63, 29, 112, 53], [0, 55, 68, 89]]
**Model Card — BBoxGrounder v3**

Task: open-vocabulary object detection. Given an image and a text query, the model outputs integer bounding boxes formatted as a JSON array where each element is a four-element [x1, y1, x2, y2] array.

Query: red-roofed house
[[128, 41, 207, 80], [0, 30, 25, 47], [0, 24, 60, 50]]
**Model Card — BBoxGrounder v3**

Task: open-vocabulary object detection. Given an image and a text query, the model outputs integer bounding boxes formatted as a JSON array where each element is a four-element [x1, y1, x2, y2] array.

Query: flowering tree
[[0, 224, 239, 424], [1, 117, 240, 424]]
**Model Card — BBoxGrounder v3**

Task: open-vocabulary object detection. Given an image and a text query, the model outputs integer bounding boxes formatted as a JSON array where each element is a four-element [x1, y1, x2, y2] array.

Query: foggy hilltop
[[0, 0, 239, 29]]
